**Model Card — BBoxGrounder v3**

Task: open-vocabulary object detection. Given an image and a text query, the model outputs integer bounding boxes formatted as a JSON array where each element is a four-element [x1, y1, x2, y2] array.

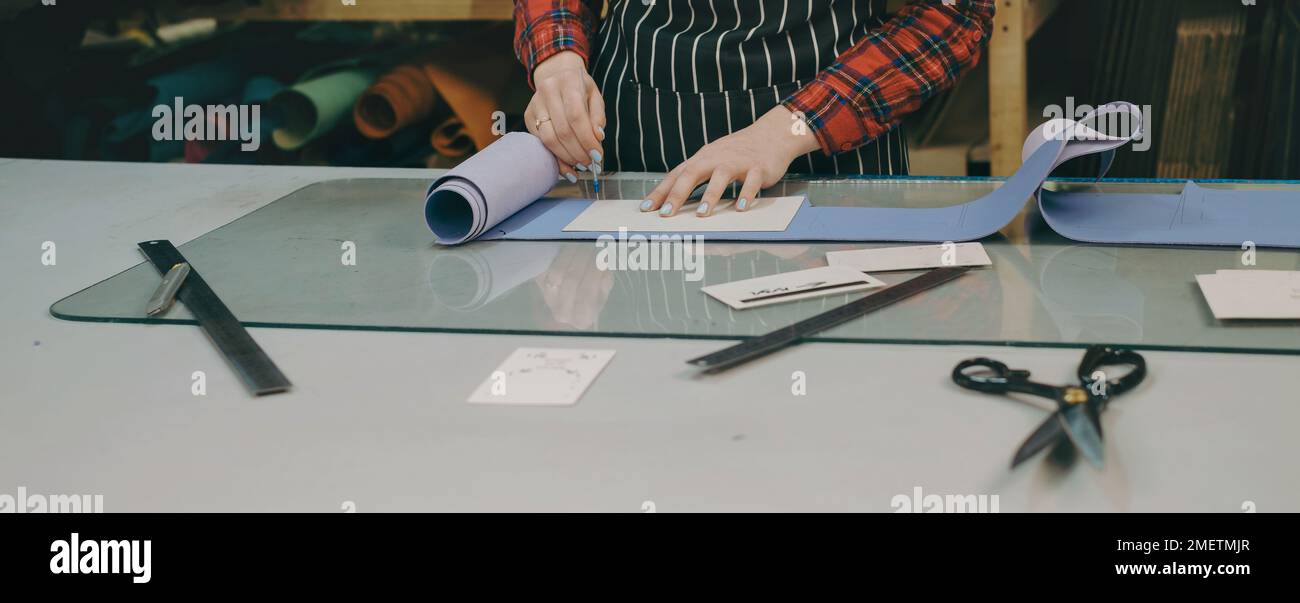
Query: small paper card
[[468, 348, 616, 406], [563, 197, 804, 233], [1195, 270, 1300, 320], [826, 243, 992, 273], [701, 266, 886, 310]]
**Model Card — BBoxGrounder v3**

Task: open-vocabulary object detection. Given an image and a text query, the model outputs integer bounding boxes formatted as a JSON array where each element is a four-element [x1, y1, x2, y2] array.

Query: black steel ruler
[[687, 267, 973, 373], [138, 240, 292, 396]]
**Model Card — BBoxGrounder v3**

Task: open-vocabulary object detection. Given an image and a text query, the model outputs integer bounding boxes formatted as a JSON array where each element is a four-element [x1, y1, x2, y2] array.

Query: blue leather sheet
[[427, 103, 1300, 248]]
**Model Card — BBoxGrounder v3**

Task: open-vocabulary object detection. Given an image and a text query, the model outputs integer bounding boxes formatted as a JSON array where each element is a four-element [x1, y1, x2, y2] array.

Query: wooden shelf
[[988, 0, 1062, 176]]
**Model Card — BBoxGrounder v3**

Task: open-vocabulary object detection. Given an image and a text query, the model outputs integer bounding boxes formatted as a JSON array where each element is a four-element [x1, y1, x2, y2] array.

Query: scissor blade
[[1011, 413, 1066, 469], [1059, 404, 1105, 469]]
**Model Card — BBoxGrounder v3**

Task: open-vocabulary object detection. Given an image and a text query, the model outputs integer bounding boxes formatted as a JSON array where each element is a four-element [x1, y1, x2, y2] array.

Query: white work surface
[[1, 158, 1297, 513]]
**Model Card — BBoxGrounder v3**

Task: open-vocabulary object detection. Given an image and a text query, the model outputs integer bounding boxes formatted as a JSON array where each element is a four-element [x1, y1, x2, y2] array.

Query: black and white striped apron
[[590, 0, 909, 176]]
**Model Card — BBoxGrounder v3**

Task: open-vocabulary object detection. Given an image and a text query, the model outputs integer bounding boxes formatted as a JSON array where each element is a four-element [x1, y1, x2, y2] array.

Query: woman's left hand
[[642, 105, 822, 217]]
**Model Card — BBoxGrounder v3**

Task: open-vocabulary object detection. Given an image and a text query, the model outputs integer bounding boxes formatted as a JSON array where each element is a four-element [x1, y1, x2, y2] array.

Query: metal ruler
[[687, 267, 973, 373], [138, 240, 292, 396]]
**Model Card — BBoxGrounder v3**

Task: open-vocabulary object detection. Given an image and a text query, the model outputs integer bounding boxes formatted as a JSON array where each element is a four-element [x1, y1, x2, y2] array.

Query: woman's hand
[[642, 105, 821, 217], [524, 51, 607, 183]]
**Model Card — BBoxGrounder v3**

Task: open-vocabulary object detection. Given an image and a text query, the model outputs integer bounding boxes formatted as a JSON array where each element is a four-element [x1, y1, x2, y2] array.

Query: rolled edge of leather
[[430, 116, 474, 158], [353, 64, 438, 140]]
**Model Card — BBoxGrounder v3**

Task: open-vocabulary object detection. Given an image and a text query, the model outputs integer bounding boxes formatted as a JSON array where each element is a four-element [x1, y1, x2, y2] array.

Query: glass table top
[[51, 175, 1300, 355]]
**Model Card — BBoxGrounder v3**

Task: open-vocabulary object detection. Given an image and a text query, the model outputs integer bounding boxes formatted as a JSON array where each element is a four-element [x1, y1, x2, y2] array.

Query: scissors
[[951, 345, 1147, 470]]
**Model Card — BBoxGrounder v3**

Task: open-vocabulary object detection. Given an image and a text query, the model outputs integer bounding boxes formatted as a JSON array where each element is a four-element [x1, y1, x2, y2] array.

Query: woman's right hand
[[524, 50, 606, 182]]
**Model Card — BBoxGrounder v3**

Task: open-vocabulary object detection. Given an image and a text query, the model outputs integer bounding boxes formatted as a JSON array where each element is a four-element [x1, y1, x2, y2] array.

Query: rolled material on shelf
[[103, 58, 247, 162], [185, 75, 285, 163], [271, 68, 376, 151], [353, 65, 439, 140], [430, 116, 474, 158], [424, 132, 558, 245], [423, 102, 1300, 248], [422, 61, 511, 152], [353, 26, 519, 152], [421, 25, 522, 152]]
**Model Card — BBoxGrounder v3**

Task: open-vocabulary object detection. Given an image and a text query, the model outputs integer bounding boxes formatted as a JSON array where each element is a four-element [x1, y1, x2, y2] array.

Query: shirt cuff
[[515, 11, 593, 89], [782, 79, 894, 157]]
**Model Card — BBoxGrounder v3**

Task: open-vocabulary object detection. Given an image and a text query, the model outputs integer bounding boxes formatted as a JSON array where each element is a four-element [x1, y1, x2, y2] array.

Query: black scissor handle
[[952, 358, 1033, 394], [1077, 345, 1147, 399]]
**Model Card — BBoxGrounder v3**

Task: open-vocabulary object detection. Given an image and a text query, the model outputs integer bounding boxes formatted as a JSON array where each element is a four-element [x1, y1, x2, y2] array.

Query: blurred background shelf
[[162, 0, 514, 22], [3, 0, 1293, 180], [0, 0, 1058, 178], [1, 0, 514, 21]]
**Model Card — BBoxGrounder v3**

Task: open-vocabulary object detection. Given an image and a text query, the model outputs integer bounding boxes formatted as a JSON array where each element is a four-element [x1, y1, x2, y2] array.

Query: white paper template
[[563, 196, 804, 233], [468, 348, 616, 406], [701, 266, 887, 310], [1195, 270, 1300, 320]]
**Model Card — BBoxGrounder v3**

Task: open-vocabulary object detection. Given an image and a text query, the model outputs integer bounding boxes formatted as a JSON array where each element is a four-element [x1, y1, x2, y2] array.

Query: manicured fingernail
[[659, 204, 674, 216], [590, 163, 602, 175], [576, 163, 587, 171], [564, 172, 577, 183], [737, 198, 748, 210], [696, 202, 710, 215], [640, 200, 653, 211], [589, 149, 603, 163], [595, 126, 605, 139]]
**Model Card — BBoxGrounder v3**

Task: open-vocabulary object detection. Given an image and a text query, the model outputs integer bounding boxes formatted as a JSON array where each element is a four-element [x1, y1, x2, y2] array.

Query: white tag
[[1196, 270, 1300, 320], [701, 266, 886, 310], [564, 197, 803, 232], [826, 243, 991, 272], [468, 348, 616, 406]]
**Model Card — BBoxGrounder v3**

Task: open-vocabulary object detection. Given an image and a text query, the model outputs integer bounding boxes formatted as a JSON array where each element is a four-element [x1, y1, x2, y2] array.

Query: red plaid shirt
[[514, 0, 995, 157]]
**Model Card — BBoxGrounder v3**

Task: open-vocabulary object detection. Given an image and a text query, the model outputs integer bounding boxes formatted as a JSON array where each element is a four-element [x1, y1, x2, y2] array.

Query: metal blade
[[1059, 403, 1105, 469], [1011, 412, 1067, 469]]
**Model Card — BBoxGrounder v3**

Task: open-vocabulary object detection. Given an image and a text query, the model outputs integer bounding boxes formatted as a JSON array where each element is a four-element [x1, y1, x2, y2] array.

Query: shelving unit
[[160, 0, 514, 22], [1, 0, 1059, 176], [988, 0, 1061, 175], [0, 0, 514, 21]]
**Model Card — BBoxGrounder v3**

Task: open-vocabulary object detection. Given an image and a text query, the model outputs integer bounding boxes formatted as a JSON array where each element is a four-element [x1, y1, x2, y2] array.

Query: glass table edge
[[47, 302, 1300, 358]]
